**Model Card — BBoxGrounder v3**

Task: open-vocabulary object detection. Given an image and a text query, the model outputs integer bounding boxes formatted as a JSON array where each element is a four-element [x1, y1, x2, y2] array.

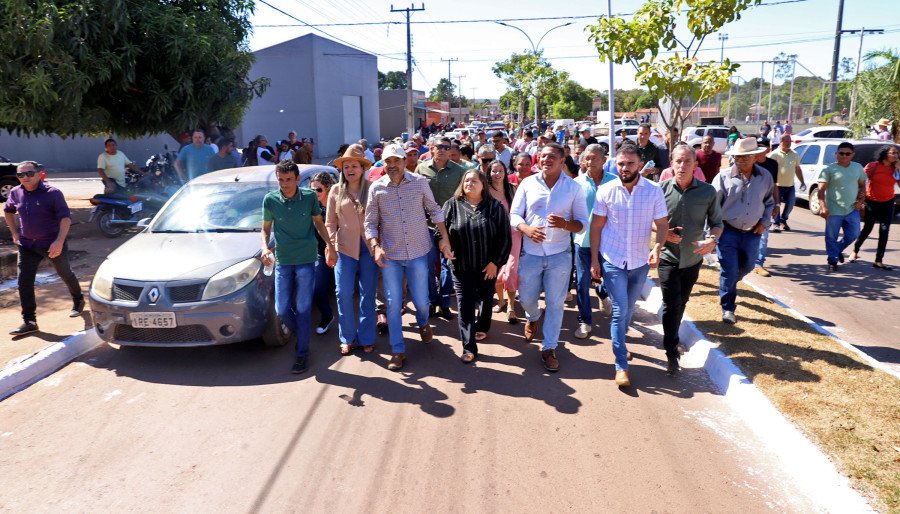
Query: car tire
[[261, 301, 290, 347], [0, 177, 16, 203], [808, 185, 821, 216]]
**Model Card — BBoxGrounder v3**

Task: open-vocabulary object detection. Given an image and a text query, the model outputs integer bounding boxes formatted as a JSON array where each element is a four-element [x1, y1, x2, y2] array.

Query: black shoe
[[439, 306, 454, 320], [666, 355, 680, 376], [781, 222, 791, 231], [291, 357, 308, 374], [69, 298, 85, 318], [10, 321, 38, 336], [428, 305, 438, 318], [838, 253, 845, 263], [827, 263, 839, 273]]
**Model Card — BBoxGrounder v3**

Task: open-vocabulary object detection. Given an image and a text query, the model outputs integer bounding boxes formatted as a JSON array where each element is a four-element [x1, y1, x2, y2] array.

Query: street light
[[495, 21, 574, 126]]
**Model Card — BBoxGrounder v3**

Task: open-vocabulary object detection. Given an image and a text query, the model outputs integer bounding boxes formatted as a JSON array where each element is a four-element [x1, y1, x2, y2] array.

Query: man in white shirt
[[97, 138, 143, 193], [590, 143, 669, 388], [510, 143, 589, 372]]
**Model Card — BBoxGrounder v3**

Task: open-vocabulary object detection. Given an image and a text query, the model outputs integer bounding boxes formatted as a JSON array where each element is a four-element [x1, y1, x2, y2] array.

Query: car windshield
[[796, 129, 813, 137], [151, 182, 270, 233]]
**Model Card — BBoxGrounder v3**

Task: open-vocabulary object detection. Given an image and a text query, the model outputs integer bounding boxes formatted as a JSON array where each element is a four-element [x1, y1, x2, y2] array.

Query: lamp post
[[495, 21, 574, 126]]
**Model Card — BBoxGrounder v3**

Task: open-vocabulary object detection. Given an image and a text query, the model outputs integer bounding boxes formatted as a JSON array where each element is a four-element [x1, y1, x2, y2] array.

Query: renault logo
[[147, 287, 160, 304]]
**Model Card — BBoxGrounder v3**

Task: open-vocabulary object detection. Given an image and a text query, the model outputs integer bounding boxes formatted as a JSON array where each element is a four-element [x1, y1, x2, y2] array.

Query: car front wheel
[[808, 185, 821, 216], [0, 177, 16, 203]]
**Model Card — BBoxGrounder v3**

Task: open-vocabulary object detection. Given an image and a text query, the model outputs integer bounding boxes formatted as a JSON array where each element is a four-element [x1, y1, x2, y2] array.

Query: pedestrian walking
[[658, 145, 722, 375], [510, 143, 589, 372], [326, 146, 378, 355], [310, 171, 337, 335], [752, 137, 781, 277], [851, 145, 900, 270], [365, 144, 454, 371], [4, 161, 84, 335], [590, 143, 669, 387], [443, 170, 512, 363], [768, 134, 806, 232], [711, 137, 775, 324], [261, 161, 336, 374], [817, 142, 867, 272], [486, 160, 522, 324]]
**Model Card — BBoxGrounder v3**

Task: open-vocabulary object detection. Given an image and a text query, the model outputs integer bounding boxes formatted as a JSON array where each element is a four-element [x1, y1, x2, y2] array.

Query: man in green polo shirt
[[415, 135, 466, 319], [817, 142, 866, 272], [261, 161, 335, 374], [767, 134, 806, 231]]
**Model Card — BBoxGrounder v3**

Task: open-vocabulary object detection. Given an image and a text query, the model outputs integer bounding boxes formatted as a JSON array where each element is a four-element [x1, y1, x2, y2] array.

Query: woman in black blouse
[[442, 170, 512, 363]]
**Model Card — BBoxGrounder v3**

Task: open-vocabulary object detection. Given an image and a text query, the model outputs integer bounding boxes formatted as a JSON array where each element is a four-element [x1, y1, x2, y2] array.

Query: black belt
[[725, 222, 754, 233]]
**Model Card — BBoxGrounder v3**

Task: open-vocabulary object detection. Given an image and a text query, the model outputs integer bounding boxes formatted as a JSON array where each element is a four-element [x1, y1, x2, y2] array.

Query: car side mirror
[[136, 218, 152, 228]]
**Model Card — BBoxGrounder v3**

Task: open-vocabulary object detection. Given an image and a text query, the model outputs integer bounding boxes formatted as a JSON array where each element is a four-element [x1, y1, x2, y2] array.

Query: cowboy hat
[[877, 118, 892, 127], [333, 144, 372, 170], [725, 136, 767, 156]]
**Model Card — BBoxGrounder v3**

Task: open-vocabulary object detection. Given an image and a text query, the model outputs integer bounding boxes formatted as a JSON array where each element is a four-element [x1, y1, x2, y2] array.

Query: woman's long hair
[[334, 160, 370, 220], [487, 160, 515, 205]]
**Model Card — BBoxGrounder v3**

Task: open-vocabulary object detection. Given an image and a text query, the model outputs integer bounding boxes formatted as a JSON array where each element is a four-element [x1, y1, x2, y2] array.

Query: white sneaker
[[599, 296, 612, 316], [574, 323, 592, 339], [722, 311, 736, 324]]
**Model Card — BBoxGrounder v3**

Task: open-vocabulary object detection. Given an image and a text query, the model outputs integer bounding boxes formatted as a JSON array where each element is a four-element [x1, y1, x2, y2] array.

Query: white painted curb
[[0, 329, 104, 401], [640, 276, 874, 513]]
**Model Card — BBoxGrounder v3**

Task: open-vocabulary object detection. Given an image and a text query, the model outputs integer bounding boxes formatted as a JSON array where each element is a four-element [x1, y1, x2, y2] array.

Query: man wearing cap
[[365, 144, 453, 371], [875, 118, 892, 141], [579, 127, 599, 148], [474, 131, 487, 154], [4, 161, 84, 336], [711, 137, 775, 325], [768, 134, 806, 232], [369, 141, 418, 181], [416, 136, 466, 319]]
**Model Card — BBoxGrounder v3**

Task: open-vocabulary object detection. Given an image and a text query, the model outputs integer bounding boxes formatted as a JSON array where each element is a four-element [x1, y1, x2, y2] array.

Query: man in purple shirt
[[3, 161, 84, 335]]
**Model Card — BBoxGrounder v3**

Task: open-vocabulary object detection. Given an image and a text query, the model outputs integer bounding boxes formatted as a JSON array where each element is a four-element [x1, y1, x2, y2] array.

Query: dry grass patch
[[652, 266, 900, 513]]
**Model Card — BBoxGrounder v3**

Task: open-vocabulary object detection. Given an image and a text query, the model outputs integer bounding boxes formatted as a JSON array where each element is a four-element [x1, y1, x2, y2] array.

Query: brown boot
[[524, 318, 540, 342], [388, 353, 406, 371], [541, 349, 559, 372], [418, 325, 433, 343]]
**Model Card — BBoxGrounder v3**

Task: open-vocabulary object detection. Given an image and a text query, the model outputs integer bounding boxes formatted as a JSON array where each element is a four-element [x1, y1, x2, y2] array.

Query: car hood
[[102, 232, 260, 281]]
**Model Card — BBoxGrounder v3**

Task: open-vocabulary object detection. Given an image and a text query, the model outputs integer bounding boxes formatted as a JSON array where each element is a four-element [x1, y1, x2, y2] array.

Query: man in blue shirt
[[175, 128, 216, 182]]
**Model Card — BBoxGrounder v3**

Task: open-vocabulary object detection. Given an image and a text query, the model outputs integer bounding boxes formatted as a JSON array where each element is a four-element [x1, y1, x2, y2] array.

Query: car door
[[798, 143, 821, 188]]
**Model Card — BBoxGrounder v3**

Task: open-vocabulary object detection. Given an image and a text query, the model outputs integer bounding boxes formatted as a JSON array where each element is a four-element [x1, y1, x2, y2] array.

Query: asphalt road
[[0, 303, 821, 512], [746, 203, 900, 374]]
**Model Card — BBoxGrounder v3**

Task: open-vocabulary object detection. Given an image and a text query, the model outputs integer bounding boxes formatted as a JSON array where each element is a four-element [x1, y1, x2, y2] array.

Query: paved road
[[0, 302, 822, 512], [747, 204, 900, 373]]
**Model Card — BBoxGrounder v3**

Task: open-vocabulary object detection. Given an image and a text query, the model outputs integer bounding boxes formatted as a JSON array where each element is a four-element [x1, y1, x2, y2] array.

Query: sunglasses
[[16, 170, 36, 178], [313, 187, 324, 193], [837, 152, 853, 156], [435, 144, 451, 151], [481, 158, 495, 164]]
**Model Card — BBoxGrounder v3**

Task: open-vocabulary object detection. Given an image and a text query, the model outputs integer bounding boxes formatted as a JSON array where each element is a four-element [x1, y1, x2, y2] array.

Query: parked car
[[681, 125, 731, 153], [591, 118, 639, 137], [88, 164, 338, 347], [791, 139, 900, 215], [790, 125, 851, 145], [1, 156, 47, 202]]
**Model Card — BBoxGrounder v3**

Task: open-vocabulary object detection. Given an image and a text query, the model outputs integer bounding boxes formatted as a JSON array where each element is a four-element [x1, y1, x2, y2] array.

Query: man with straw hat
[[875, 118, 892, 141], [711, 137, 775, 325]]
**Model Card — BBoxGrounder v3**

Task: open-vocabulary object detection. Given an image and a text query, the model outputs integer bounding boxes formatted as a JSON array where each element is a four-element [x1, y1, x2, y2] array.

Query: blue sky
[[249, 0, 900, 99]]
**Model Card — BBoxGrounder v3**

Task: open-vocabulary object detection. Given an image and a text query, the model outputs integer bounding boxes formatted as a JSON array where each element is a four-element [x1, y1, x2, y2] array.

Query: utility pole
[[455, 75, 465, 124], [767, 63, 776, 122], [827, 0, 845, 112], [440, 57, 458, 125], [718, 33, 729, 64], [847, 27, 884, 125], [606, 0, 616, 157], [391, 3, 425, 137], [787, 58, 796, 122], [756, 62, 764, 123]]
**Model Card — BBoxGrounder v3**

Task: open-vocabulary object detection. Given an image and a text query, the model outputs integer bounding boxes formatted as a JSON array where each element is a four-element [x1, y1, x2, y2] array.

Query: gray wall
[[0, 131, 175, 172]]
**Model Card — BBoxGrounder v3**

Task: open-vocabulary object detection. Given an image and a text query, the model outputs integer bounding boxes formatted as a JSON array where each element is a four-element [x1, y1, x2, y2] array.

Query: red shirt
[[696, 150, 722, 183], [864, 161, 898, 202], [367, 166, 386, 182]]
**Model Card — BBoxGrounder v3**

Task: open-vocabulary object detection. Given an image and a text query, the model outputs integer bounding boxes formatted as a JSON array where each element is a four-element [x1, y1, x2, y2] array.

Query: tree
[[773, 52, 798, 81], [546, 79, 594, 120], [0, 0, 268, 139], [378, 71, 408, 90], [587, 0, 762, 135], [838, 57, 856, 81], [492, 51, 564, 123], [852, 49, 900, 141]]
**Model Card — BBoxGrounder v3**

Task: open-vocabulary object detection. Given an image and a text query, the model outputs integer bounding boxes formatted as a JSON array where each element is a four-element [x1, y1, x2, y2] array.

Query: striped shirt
[[442, 197, 512, 273], [594, 176, 668, 270], [364, 171, 444, 261]]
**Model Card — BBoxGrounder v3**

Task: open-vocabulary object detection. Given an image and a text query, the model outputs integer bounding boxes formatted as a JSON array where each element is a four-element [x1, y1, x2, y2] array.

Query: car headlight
[[92, 260, 114, 301], [201, 258, 261, 300]]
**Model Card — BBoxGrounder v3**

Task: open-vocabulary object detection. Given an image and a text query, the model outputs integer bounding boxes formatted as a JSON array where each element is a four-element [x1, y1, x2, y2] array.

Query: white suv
[[682, 125, 730, 153]]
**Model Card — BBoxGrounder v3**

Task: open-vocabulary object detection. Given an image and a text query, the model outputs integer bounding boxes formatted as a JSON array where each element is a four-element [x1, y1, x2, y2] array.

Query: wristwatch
[[708, 234, 719, 243]]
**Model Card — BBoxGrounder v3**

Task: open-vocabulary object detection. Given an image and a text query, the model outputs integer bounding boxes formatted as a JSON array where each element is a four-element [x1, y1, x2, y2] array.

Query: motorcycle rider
[[97, 138, 144, 194]]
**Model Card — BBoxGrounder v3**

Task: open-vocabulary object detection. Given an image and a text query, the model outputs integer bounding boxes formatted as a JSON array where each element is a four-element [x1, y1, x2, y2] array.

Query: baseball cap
[[403, 141, 418, 153], [382, 144, 406, 160]]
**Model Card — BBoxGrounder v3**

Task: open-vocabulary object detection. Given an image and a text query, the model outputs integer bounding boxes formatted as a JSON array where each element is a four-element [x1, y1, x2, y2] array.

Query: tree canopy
[[0, 0, 268, 138], [852, 49, 900, 141], [378, 71, 407, 90], [428, 78, 467, 107], [492, 51, 564, 123]]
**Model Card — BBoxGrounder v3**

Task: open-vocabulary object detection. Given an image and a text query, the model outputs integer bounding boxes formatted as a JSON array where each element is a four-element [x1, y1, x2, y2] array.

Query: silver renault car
[[89, 164, 338, 347]]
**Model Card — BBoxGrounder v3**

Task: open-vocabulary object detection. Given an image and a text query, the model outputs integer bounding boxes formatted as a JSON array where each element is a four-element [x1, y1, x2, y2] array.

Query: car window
[[151, 183, 270, 233], [794, 144, 809, 159], [852, 144, 896, 166], [708, 129, 729, 138], [796, 129, 812, 137], [800, 145, 820, 165], [823, 144, 839, 165]]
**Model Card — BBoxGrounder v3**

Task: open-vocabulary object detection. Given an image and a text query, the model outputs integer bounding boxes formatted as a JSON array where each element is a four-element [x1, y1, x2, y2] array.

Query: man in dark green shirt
[[658, 145, 723, 375], [261, 160, 335, 374], [636, 123, 661, 181], [415, 136, 466, 318]]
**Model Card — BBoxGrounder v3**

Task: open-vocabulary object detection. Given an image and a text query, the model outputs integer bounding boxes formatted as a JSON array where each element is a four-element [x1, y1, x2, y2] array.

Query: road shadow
[[764, 262, 900, 301]]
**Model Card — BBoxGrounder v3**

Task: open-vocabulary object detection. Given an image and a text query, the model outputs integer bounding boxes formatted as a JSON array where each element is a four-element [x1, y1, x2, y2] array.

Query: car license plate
[[129, 201, 143, 213], [129, 312, 177, 328]]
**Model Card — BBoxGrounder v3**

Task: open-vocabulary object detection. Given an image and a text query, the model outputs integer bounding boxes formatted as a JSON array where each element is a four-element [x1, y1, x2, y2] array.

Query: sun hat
[[725, 136, 767, 156], [381, 144, 406, 161], [333, 144, 372, 170], [877, 118, 892, 127]]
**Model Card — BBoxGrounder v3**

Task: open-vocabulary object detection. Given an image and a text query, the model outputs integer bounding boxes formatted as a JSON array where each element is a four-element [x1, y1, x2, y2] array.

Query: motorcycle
[[89, 146, 182, 238]]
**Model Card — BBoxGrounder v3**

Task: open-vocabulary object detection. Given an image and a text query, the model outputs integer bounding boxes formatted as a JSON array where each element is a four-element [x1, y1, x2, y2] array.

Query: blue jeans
[[756, 227, 769, 266], [313, 254, 334, 322], [335, 243, 378, 346], [383, 255, 431, 353], [574, 245, 608, 325], [825, 210, 861, 264], [427, 230, 453, 309], [717, 225, 761, 313], [274, 263, 315, 358], [777, 186, 796, 224], [518, 250, 572, 351], [602, 259, 649, 371]]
